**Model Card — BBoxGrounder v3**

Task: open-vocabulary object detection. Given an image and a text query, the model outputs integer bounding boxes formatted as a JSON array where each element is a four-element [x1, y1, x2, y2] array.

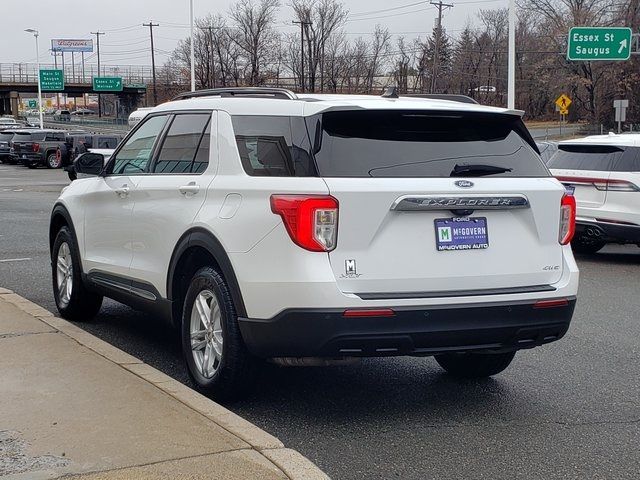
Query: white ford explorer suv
[[50, 88, 579, 399], [549, 133, 640, 254]]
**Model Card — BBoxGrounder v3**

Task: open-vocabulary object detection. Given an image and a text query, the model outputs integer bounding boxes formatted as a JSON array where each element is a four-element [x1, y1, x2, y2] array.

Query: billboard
[[51, 39, 94, 53]]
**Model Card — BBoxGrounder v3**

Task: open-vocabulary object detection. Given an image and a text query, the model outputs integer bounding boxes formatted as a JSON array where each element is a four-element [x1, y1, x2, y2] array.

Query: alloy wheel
[[190, 290, 223, 379], [56, 242, 73, 308]]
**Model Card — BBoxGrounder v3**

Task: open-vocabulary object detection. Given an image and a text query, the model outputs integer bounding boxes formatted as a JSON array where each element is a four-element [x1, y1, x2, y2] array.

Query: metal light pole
[[25, 29, 43, 129], [507, 0, 516, 109], [190, 0, 196, 92]]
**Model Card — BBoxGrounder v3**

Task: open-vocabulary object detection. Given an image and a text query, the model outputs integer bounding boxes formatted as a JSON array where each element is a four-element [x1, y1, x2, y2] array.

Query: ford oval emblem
[[454, 180, 474, 188]]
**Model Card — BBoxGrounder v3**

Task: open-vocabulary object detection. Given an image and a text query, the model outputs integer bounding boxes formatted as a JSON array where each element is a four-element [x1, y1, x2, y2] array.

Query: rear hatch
[[11, 132, 43, 157], [548, 144, 625, 208], [308, 110, 566, 297]]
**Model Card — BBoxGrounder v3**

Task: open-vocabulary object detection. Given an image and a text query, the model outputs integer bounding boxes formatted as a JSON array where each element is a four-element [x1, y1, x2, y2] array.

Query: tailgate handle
[[391, 195, 530, 211]]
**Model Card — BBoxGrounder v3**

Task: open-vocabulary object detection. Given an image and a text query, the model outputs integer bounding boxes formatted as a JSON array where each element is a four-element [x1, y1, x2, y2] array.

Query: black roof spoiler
[[405, 93, 479, 104]]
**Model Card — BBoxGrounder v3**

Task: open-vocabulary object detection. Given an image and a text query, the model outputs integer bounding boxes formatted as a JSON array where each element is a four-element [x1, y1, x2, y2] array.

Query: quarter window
[[153, 114, 210, 174], [231, 116, 317, 177], [110, 115, 168, 175]]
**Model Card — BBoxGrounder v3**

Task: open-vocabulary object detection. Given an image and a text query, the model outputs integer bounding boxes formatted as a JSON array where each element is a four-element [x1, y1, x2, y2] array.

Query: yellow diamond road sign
[[555, 94, 572, 110], [559, 108, 569, 116]]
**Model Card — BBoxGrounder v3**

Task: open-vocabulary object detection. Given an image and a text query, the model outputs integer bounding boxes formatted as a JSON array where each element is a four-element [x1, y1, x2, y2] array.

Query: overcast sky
[[3, 0, 506, 66]]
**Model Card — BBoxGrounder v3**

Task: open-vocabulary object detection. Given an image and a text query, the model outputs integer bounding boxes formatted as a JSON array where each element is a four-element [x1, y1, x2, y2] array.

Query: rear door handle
[[179, 182, 200, 196], [114, 184, 130, 198]]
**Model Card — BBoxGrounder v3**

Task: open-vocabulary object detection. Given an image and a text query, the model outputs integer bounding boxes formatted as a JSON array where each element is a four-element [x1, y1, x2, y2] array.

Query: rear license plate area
[[435, 217, 489, 251]]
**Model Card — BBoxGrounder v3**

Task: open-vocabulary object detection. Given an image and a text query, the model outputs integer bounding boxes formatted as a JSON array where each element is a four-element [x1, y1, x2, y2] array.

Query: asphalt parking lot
[[1, 164, 639, 479]]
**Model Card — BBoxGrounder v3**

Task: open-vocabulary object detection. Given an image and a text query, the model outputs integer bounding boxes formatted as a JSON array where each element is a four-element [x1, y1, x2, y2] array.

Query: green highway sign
[[567, 27, 633, 61], [27, 99, 37, 108], [93, 76, 123, 92], [39, 69, 64, 91]]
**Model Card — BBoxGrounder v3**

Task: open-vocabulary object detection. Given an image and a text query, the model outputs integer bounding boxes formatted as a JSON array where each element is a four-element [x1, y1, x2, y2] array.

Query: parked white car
[[127, 107, 154, 127], [49, 87, 579, 399], [549, 133, 640, 253]]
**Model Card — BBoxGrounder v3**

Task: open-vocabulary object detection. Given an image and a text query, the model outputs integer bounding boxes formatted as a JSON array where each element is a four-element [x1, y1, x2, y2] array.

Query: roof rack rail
[[406, 94, 479, 105], [172, 87, 298, 101]]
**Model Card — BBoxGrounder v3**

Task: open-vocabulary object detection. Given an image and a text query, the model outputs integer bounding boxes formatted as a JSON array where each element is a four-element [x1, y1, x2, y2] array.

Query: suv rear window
[[549, 144, 640, 172], [549, 145, 624, 171], [0, 132, 14, 141], [13, 132, 34, 141], [306, 110, 547, 178]]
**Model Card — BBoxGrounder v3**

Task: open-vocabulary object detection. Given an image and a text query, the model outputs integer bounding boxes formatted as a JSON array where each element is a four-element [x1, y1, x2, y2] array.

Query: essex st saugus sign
[[567, 27, 632, 61]]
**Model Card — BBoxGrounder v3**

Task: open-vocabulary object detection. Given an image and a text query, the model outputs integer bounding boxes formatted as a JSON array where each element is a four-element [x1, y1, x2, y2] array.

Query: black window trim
[[103, 112, 172, 177], [100, 108, 217, 177], [148, 110, 213, 176]]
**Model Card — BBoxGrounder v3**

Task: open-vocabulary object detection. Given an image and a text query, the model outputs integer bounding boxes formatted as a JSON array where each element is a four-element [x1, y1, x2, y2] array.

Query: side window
[[110, 115, 168, 175], [45, 133, 64, 141], [231, 116, 317, 177], [153, 113, 210, 174], [96, 136, 119, 149]]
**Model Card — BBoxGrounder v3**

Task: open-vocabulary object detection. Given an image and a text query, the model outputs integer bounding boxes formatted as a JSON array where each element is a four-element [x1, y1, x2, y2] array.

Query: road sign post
[[92, 77, 123, 92], [39, 69, 64, 92], [614, 99, 629, 134], [567, 27, 632, 61], [555, 94, 572, 129]]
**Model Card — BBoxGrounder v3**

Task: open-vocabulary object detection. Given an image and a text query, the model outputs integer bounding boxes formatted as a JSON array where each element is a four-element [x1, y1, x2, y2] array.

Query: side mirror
[[67, 152, 104, 181]]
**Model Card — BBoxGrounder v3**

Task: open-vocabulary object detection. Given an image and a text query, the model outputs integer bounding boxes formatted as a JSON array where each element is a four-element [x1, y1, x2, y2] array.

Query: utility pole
[[200, 25, 218, 88], [52, 50, 60, 109], [507, 0, 516, 109], [91, 31, 105, 117], [189, 0, 195, 92], [429, 0, 452, 94], [292, 20, 312, 92], [143, 22, 159, 105]]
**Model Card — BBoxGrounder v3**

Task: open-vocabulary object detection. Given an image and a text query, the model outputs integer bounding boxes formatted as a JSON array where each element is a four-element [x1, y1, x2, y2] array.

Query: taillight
[[270, 195, 339, 252], [559, 193, 576, 245], [598, 179, 640, 192], [556, 176, 640, 192], [32, 143, 40, 153]]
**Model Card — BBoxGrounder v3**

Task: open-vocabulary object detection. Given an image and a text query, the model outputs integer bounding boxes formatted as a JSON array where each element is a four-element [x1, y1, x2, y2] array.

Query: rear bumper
[[238, 298, 576, 358], [576, 219, 640, 243], [10, 153, 41, 165]]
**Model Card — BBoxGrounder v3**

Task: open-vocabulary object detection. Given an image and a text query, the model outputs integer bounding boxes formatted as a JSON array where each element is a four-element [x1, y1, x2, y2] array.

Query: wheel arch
[[167, 228, 247, 327], [49, 204, 80, 260]]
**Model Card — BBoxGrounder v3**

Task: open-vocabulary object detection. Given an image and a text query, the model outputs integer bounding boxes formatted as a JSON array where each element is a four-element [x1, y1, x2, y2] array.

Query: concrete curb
[[0, 289, 330, 480]]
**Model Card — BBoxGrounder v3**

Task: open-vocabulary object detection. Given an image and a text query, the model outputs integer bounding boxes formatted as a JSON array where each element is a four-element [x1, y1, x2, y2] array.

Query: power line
[[349, 1, 428, 17], [345, 6, 435, 23]]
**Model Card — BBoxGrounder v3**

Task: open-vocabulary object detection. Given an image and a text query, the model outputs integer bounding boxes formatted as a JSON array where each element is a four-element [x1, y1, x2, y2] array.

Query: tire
[[46, 151, 62, 169], [571, 234, 605, 254], [435, 351, 516, 378], [181, 266, 257, 401], [51, 226, 103, 321]]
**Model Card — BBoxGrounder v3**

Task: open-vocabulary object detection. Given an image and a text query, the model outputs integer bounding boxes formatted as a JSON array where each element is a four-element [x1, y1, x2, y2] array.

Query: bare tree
[[230, 0, 281, 85], [290, 0, 348, 92], [365, 25, 392, 93]]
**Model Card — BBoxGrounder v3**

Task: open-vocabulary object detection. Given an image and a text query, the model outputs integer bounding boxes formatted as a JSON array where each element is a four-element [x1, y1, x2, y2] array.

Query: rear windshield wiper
[[450, 164, 513, 177]]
